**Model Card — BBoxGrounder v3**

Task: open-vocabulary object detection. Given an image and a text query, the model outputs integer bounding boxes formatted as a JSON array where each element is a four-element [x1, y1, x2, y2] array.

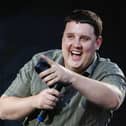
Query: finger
[[39, 68, 55, 78], [41, 55, 54, 66], [47, 77, 59, 87], [48, 88, 60, 97], [43, 104, 54, 110], [42, 73, 57, 83], [45, 97, 58, 108], [50, 95, 59, 102], [48, 101, 56, 108]]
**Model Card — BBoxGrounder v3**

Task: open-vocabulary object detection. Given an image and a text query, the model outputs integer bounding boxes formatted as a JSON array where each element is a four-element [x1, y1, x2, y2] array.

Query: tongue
[[72, 54, 81, 61]]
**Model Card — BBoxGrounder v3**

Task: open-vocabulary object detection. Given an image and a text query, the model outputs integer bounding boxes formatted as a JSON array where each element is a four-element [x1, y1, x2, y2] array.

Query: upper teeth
[[72, 51, 81, 55]]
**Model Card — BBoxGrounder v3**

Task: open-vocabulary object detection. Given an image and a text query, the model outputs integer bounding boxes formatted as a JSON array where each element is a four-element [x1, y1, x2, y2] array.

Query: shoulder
[[93, 55, 125, 79], [16, 49, 62, 77]]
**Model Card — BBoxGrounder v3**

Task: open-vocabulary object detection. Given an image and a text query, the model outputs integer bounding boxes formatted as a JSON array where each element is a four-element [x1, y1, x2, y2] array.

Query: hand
[[38, 55, 73, 87], [34, 88, 60, 109]]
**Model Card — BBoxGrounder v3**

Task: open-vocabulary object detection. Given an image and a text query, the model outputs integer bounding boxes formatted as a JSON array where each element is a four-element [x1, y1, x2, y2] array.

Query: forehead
[[64, 21, 95, 36]]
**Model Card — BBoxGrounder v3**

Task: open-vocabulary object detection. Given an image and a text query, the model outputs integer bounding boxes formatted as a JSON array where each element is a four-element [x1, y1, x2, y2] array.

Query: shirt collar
[[84, 53, 98, 76]]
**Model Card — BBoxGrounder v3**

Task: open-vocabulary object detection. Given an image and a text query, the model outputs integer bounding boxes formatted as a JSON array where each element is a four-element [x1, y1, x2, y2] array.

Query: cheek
[[83, 43, 96, 53], [62, 42, 68, 58], [62, 41, 71, 51]]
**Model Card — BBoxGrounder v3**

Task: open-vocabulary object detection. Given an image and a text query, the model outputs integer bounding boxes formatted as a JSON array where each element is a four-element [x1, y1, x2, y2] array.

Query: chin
[[68, 64, 81, 72], [65, 60, 83, 70], [71, 62, 82, 68]]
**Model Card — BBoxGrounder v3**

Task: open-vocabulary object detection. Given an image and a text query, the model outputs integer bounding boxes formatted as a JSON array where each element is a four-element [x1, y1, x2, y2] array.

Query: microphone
[[34, 57, 64, 124]]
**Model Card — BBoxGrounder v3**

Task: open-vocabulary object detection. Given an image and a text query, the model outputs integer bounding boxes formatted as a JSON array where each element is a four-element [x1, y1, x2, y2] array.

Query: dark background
[[0, 0, 126, 126]]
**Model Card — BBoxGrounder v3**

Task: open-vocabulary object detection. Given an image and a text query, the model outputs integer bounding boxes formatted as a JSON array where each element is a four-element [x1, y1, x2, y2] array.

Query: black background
[[0, 0, 126, 126]]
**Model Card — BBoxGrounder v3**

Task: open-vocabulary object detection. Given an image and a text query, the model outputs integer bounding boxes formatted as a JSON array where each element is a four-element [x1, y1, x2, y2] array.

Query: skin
[[0, 21, 123, 120], [62, 21, 102, 73]]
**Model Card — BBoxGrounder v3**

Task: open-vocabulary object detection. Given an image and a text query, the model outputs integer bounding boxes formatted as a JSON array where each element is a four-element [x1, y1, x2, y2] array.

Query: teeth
[[71, 51, 81, 55]]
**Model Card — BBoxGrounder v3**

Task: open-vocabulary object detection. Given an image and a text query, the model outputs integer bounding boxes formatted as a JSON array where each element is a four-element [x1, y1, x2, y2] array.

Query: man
[[0, 9, 126, 126]]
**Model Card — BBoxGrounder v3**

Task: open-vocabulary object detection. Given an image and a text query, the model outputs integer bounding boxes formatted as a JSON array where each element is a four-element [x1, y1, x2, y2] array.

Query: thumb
[[40, 55, 54, 66]]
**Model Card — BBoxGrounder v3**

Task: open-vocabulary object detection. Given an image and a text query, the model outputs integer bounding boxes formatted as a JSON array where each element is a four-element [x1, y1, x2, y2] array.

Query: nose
[[73, 39, 82, 48]]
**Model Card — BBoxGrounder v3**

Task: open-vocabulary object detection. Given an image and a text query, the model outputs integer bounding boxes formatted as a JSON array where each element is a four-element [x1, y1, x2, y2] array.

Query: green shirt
[[3, 49, 126, 126]]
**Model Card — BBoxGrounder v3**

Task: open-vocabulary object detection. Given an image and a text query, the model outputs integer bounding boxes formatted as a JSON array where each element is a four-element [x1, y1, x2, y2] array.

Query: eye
[[80, 36, 90, 42], [67, 34, 74, 40]]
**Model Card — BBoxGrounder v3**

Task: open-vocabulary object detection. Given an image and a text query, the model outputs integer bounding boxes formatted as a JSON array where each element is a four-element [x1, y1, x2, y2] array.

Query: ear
[[95, 36, 103, 50]]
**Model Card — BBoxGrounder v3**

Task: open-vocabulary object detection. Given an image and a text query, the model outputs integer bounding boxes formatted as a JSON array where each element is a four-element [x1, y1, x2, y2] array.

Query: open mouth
[[71, 50, 82, 61]]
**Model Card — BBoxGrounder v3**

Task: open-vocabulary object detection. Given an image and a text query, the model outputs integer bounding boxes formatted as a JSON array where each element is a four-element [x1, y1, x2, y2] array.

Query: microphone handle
[[36, 83, 64, 123], [34, 58, 64, 124], [36, 109, 48, 123]]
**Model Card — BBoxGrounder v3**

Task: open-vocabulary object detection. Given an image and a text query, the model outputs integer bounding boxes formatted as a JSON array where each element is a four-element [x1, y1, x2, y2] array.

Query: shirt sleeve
[[102, 74, 126, 98], [2, 60, 34, 97], [96, 62, 126, 102]]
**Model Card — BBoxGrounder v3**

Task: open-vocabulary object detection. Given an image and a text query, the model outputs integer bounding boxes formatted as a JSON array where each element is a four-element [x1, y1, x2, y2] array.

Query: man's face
[[62, 21, 102, 73]]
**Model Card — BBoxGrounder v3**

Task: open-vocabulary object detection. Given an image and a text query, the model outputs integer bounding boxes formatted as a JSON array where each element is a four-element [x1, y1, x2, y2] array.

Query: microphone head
[[35, 58, 50, 74]]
